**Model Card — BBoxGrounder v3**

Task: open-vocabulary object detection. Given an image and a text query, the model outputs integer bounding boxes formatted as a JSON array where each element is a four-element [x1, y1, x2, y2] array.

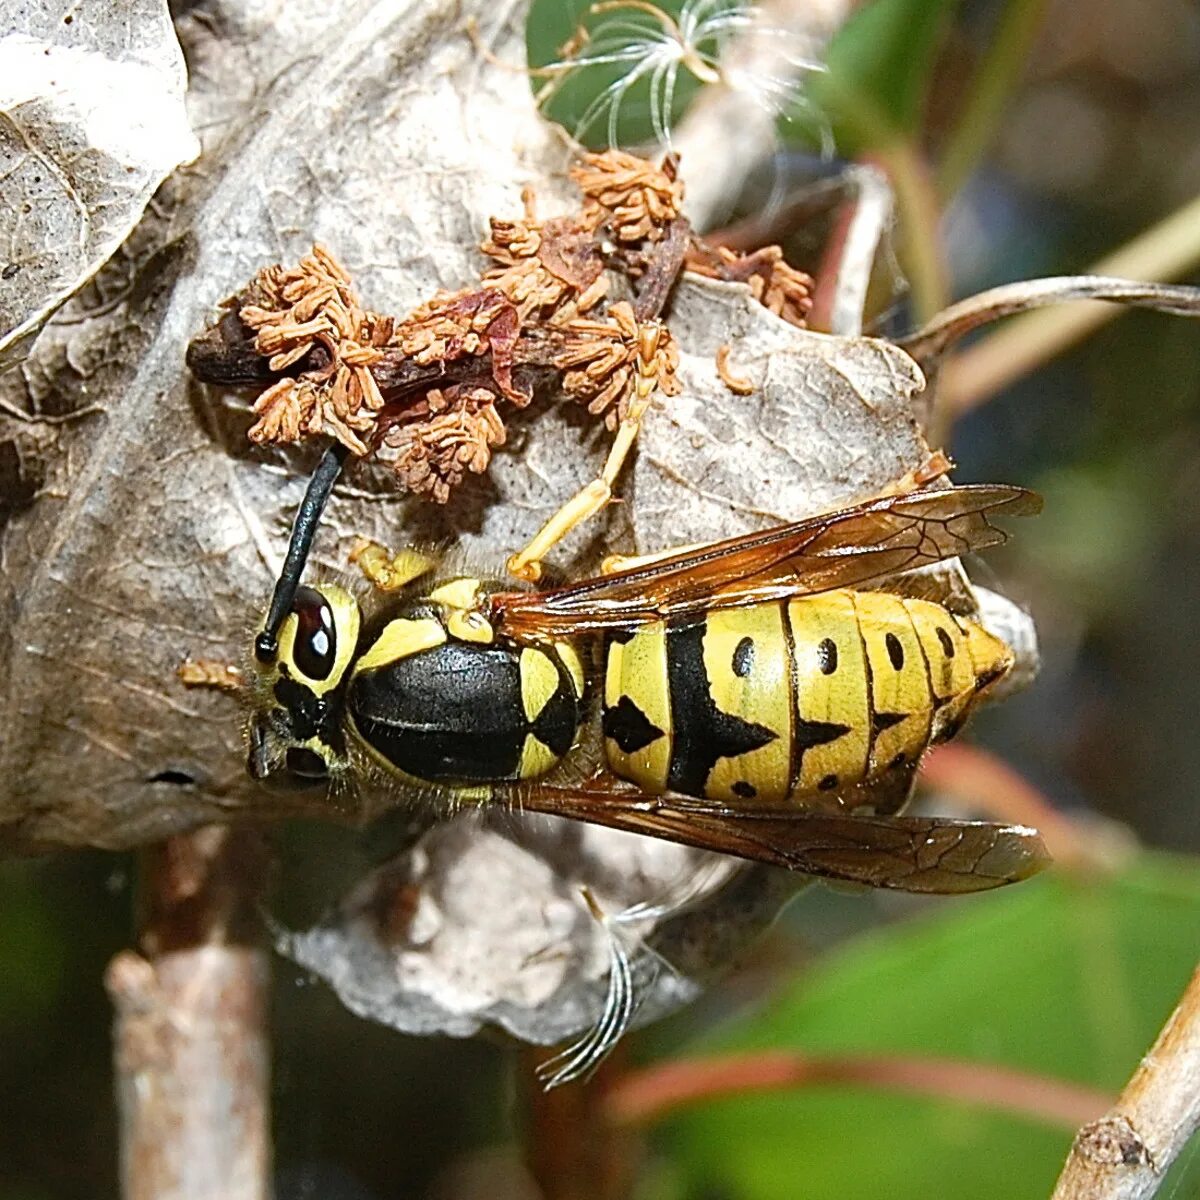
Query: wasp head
[[246, 582, 361, 788]]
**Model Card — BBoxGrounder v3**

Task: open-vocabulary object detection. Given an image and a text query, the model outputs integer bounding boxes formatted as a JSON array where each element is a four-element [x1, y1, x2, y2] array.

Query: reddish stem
[[605, 1050, 1111, 1132], [522, 1045, 638, 1200], [920, 743, 1102, 870]]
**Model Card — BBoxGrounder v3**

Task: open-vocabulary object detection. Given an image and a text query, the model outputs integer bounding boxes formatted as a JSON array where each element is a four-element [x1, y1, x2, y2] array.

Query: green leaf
[[653, 854, 1200, 1200], [806, 0, 960, 152]]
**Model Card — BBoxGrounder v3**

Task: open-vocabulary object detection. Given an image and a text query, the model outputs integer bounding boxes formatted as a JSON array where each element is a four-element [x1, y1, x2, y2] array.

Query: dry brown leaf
[[0, 0, 199, 368]]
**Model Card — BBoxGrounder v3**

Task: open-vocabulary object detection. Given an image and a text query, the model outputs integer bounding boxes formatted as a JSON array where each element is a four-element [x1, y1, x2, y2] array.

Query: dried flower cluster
[[190, 151, 813, 503], [554, 300, 682, 428], [570, 150, 685, 242], [380, 387, 508, 504], [684, 242, 814, 328], [241, 246, 390, 455]]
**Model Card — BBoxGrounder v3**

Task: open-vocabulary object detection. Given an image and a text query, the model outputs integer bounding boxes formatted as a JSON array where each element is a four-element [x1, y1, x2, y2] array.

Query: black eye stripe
[[292, 586, 337, 680]]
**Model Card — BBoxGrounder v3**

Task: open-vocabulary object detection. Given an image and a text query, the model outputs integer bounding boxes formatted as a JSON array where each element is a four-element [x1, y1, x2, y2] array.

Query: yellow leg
[[348, 538, 436, 592], [507, 323, 668, 582], [599, 541, 707, 575]]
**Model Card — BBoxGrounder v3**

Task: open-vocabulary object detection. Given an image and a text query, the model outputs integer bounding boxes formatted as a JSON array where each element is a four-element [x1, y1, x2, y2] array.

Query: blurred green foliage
[[0, 855, 127, 1200], [654, 855, 1200, 1199], [808, 0, 957, 151]]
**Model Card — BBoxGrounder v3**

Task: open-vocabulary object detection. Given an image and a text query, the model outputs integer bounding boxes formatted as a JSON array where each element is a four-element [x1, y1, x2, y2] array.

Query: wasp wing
[[493, 485, 1041, 636], [515, 782, 1050, 894]]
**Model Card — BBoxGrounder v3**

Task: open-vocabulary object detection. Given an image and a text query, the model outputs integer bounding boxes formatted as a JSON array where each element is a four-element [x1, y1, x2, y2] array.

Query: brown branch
[[898, 276, 1200, 375], [604, 1050, 1111, 1132], [105, 826, 272, 1200], [521, 1045, 636, 1200], [632, 216, 693, 321], [931, 191, 1200, 418], [1051, 962, 1200, 1200]]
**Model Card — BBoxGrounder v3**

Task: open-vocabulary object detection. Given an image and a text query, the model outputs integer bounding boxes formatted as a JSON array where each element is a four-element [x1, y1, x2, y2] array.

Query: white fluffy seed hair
[[536, 0, 828, 153]]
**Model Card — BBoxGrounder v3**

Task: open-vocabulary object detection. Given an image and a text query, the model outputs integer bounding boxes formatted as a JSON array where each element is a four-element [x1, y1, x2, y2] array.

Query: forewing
[[493, 485, 1041, 636], [517, 784, 1051, 894]]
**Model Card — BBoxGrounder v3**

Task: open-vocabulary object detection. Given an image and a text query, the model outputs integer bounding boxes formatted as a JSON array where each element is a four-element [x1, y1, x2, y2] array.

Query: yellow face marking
[[700, 605, 792, 805], [604, 621, 672, 794], [520, 647, 561, 724], [446, 609, 495, 644], [275, 584, 361, 695], [429, 577, 483, 610], [786, 593, 871, 797], [517, 733, 559, 780], [352, 617, 446, 676], [853, 592, 934, 777]]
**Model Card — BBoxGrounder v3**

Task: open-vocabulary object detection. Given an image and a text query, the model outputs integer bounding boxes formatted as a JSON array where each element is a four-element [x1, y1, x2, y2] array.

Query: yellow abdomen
[[601, 591, 1012, 806]]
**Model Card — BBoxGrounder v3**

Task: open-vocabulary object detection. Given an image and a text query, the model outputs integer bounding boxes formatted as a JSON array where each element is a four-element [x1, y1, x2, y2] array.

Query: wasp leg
[[599, 541, 707, 575], [348, 539, 436, 592], [507, 323, 668, 583]]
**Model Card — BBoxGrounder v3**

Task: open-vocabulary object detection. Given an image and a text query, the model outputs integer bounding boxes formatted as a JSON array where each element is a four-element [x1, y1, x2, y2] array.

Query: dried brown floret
[[382, 386, 507, 503], [570, 150, 684, 244], [481, 215, 607, 322], [715, 344, 755, 395], [685, 243, 814, 328], [752, 258, 814, 327], [240, 244, 373, 369], [480, 216, 542, 267], [555, 301, 680, 429], [240, 246, 390, 454]]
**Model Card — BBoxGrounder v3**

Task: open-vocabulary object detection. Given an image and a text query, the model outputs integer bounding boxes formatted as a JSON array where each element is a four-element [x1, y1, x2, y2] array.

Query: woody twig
[[1050, 961, 1200, 1200]]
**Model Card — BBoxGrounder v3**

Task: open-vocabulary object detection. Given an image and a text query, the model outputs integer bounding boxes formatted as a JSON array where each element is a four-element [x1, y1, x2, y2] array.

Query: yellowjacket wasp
[[247, 481, 1048, 896]]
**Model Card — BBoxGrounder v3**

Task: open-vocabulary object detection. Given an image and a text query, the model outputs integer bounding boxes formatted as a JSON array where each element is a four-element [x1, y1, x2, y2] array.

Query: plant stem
[[937, 0, 1050, 198], [1050, 961, 1200, 1200], [606, 1050, 1111, 1131], [521, 1045, 636, 1200], [938, 192, 1200, 420], [106, 826, 272, 1200], [869, 142, 949, 325]]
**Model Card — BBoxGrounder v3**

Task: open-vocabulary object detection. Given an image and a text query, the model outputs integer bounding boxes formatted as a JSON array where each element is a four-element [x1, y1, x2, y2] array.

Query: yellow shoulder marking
[[446, 608, 495, 644], [521, 647, 562, 723], [352, 617, 446, 675], [555, 641, 586, 700], [429, 577, 482, 610], [518, 733, 560, 779]]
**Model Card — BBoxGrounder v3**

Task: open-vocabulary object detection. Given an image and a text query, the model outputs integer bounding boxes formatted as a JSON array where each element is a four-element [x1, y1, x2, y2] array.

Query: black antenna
[[255, 442, 351, 662]]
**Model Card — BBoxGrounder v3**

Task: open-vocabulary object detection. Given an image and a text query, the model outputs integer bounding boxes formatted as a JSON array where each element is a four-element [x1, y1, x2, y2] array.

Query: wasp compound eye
[[291, 586, 336, 680], [285, 746, 329, 780]]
